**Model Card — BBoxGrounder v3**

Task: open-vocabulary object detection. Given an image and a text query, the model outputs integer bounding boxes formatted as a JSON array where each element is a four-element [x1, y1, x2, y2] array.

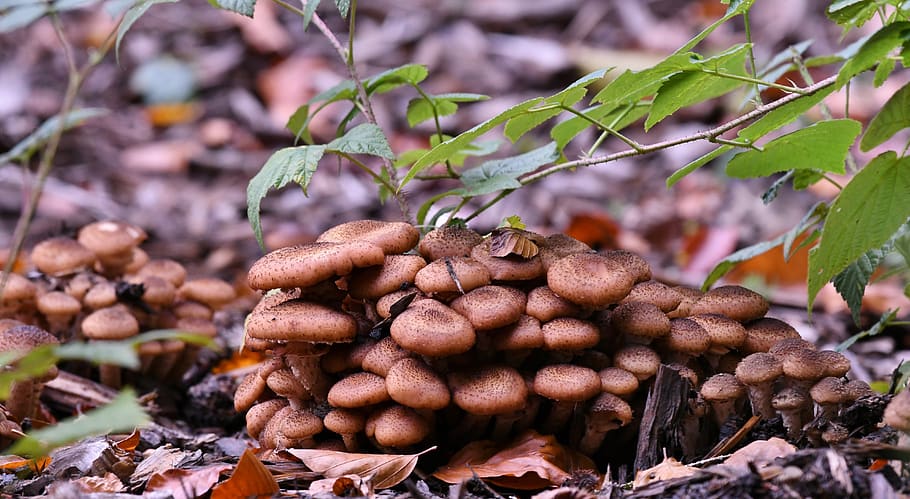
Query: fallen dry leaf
[[532, 486, 597, 499], [564, 212, 620, 250], [131, 445, 193, 485], [115, 430, 141, 453], [0, 454, 51, 474], [146, 463, 232, 499], [144, 102, 202, 127], [633, 456, 697, 488], [72, 472, 125, 493], [286, 446, 434, 489], [307, 474, 374, 496], [434, 430, 597, 490], [210, 448, 279, 499], [721, 437, 796, 472]]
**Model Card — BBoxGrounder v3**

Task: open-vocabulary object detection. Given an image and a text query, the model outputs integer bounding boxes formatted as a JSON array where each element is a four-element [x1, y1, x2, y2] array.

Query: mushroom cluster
[[235, 220, 871, 457], [0, 220, 236, 388]]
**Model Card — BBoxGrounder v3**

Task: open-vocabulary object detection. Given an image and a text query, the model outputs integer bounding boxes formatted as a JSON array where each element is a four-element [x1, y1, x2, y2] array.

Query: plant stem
[[700, 69, 809, 95], [560, 105, 644, 152], [334, 152, 398, 193], [742, 11, 762, 106]]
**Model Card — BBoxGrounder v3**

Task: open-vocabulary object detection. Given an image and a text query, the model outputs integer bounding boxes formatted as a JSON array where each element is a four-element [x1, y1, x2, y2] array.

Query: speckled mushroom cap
[[277, 407, 324, 445], [327, 372, 390, 408], [664, 318, 711, 356], [376, 289, 427, 318], [347, 255, 427, 300], [247, 241, 385, 290], [0, 324, 60, 351], [449, 365, 528, 415], [700, 373, 745, 402], [734, 352, 783, 385], [134, 276, 177, 308], [547, 253, 634, 309], [689, 285, 769, 322], [689, 314, 747, 355], [320, 339, 377, 374], [610, 302, 670, 340], [234, 370, 268, 412], [365, 404, 432, 448], [884, 389, 910, 431], [178, 278, 236, 309], [83, 281, 117, 310], [620, 280, 682, 313], [612, 345, 661, 381], [245, 299, 358, 343], [36, 291, 81, 318], [386, 358, 450, 410], [30, 237, 95, 276], [599, 367, 639, 399], [810, 377, 851, 406], [601, 250, 652, 283], [471, 238, 545, 281], [541, 317, 600, 351], [767, 338, 816, 360], [77, 221, 146, 260], [668, 286, 704, 318], [418, 226, 484, 261], [537, 234, 593, 271], [136, 259, 187, 287], [489, 314, 544, 351], [525, 286, 581, 322], [782, 349, 829, 382], [533, 364, 601, 402], [81, 306, 140, 340], [0, 272, 36, 303], [361, 337, 412, 376], [245, 399, 287, 439], [324, 408, 366, 436], [449, 285, 526, 330], [390, 300, 476, 357], [817, 350, 852, 378], [741, 318, 801, 354], [316, 220, 420, 255], [413, 256, 491, 295]]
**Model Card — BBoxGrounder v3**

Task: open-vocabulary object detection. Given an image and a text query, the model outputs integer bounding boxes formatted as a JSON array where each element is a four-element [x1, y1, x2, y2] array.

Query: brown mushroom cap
[[390, 300, 475, 357], [690, 285, 769, 322], [30, 237, 95, 276], [449, 285, 527, 330], [327, 372, 390, 408], [376, 289, 427, 319], [781, 349, 828, 382], [321, 339, 378, 374], [36, 291, 81, 318], [266, 368, 309, 401], [701, 373, 745, 402], [810, 377, 851, 407], [471, 238, 545, 281], [689, 314, 747, 355], [178, 278, 236, 309], [0, 272, 36, 304], [489, 314, 544, 351], [361, 336, 413, 376], [741, 318, 801, 354], [610, 302, 670, 340], [538, 234, 593, 271], [547, 253, 634, 308], [612, 345, 661, 381], [247, 241, 385, 290], [735, 352, 783, 419], [317, 220, 420, 254], [601, 250, 652, 283], [347, 255, 427, 300], [541, 317, 600, 351], [525, 286, 581, 322], [276, 407, 324, 447], [386, 357, 451, 410], [599, 367, 640, 399], [365, 404, 431, 448], [234, 371, 268, 412], [767, 338, 816, 360], [83, 281, 117, 309], [664, 318, 711, 356], [136, 259, 187, 287], [816, 350, 851, 378], [620, 280, 682, 313], [667, 286, 704, 318], [414, 256, 491, 295], [533, 364, 601, 402], [449, 365, 528, 415], [77, 221, 146, 261], [418, 226, 484, 260], [245, 399, 287, 439], [324, 408, 366, 438], [81, 306, 140, 340], [246, 299, 358, 343], [0, 324, 60, 351]]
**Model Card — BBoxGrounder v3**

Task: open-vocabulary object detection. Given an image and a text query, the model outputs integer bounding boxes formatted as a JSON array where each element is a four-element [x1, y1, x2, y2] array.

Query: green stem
[[586, 103, 637, 157], [820, 174, 844, 191], [334, 152, 398, 193], [444, 197, 470, 225], [410, 83, 458, 177], [463, 190, 514, 223], [742, 11, 762, 106], [700, 69, 808, 95], [560, 105, 644, 152]]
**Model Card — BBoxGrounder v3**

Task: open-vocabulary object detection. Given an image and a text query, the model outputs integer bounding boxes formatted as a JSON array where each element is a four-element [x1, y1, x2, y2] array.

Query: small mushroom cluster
[[0, 220, 236, 388], [235, 220, 870, 457]]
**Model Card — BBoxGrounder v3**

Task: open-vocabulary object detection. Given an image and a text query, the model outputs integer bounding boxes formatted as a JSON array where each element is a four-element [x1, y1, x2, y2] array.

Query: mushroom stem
[[745, 382, 774, 420], [6, 380, 35, 422], [541, 401, 575, 434], [98, 364, 122, 389]]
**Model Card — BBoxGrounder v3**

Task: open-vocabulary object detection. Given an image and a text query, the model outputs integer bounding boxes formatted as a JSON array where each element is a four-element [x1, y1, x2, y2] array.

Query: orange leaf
[[211, 448, 279, 499], [565, 213, 620, 250], [869, 459, 889, 472], [144, 102, 202, 127], [147, 463, 232, 499], [0, 454, 51, 473], [286, 446, 434, 489], [211, 350, 266, 374], [434, 430, 597, 490], [115, 430, 141, 453]]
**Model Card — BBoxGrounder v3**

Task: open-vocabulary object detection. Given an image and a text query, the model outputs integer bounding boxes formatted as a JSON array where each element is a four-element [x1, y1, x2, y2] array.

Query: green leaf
[[792, 170, 825, 190], [366, 64, 428, 94], [210, 0, 254, 15], [551, 103, 648, 154], [309, 79, 356, 105], [837, 309, 897, 352], [836, 22, 910, 88], [301, 0, 319, 30], [666, 146, 732, 187], [676, 0, 753, 54], [0, 108, 108, 165], [286, 104, 312, 143], [738, 84, 837, 142], [116, 0, 178, 61], [592, 53, 697, 109], [832, 246, 889, 325], [0, 345, 57, 400], [247, 145, 327, 248], [406, 93, 488, 128], [326, 123, 394, 159], [646, 44, 751, 130], [456, 142, 560, 197], [726, 119, 861, 178], [401, 97, 545, 189], [7, 389, 150, 457], [333, 0, 347, 17], [873, 56, 896, 87], [0, 3, 46, 31], [827, 0, 878, 28], [861, 80, 910, 151], [808, 151, 910, 306]]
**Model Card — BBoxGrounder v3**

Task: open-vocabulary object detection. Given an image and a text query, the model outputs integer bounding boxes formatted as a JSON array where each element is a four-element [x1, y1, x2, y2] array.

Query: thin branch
[[559, 105, 644, 152], [521, 75, 838, 185], [700, 69, 809, 95]]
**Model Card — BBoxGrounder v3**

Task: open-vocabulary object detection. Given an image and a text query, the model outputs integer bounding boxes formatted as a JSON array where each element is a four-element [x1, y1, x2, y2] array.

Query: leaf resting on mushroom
[[286, 446, 434, 489]]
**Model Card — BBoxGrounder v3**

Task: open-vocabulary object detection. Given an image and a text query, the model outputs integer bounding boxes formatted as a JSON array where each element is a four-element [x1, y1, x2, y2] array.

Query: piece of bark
[[42, 370, 118, 413], [634, 364, 690, 471]]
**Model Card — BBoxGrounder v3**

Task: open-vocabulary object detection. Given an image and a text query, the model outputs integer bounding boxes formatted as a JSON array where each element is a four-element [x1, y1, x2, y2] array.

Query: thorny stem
[[0, 15, 117, 301], [521, 75, 838, 185]]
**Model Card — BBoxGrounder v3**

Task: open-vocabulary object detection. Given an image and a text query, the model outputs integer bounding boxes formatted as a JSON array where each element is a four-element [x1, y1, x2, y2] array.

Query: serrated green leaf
[[286, 104, 312, 143], [808, 151, 910, 306], [326, 123, 394, 159], [247, 145, 327, 248], [0, 108, 108, 165], [646, 44, 751, 130], [366, 64, 428, 94], [551, 103, 649, 154], [301, 0, 319, 30], [726, 119, 861, 178], [837, 309, 897, 352], [873, 56, 896, 87], [504, 107, 564, 143], [792, 169, 825, 190], [895, 227, 910, 268], [456, 142, 559, 197], [666, 146, 731, 187], [333, 0, 347, 17], [836, 22, 910, 88], [0, 3, 46, 32], [401, 97, 545, 189], [833, 247, 888, 325], [827, 0, 878, 28], [592, 53, 697, 109], [7, 389, 149, 457], [116, 0, 178, 61], [406, 98, 457, 128], [503, 72, 605, 142], [861, 80, 910, 151], [310, 79, 356, 105], [738, 84, 837, 142], [211, 0, 254, 15]]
